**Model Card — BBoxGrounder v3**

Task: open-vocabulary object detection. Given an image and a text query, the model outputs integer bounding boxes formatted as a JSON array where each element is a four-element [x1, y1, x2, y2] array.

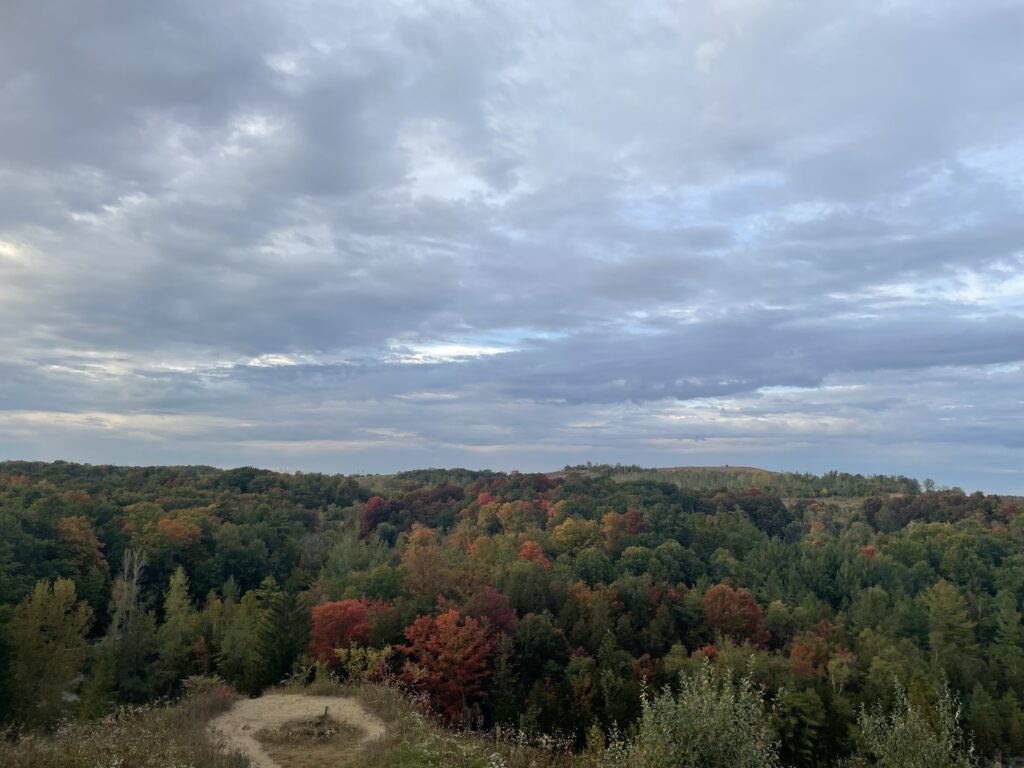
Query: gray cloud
[[1, 0, 1023, 491]]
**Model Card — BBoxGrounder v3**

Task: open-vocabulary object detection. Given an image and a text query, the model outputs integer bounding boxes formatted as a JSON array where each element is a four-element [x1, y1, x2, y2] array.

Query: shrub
[[849, 684, 976, 768], [601, 659, 779, 768]]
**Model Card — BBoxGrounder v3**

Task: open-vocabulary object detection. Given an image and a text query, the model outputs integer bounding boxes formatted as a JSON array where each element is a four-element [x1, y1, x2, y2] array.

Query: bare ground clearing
[[208, 694, 386, 768]]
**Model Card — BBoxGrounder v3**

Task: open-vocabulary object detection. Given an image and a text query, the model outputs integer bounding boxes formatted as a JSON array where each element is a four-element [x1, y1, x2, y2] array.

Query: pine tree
[[966, 684, 1000, 756], [253, 579, 311, 691], [489, 634, 520, 726], [155, 566, 198, 693], [991, 589, 1024, 695], [922, 580, 977, 690], [215, 589, 262, 695]]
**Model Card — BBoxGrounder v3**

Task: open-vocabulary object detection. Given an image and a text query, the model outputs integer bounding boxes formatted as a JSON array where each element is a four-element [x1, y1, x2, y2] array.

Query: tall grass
[[0, 690, 248, 768], [352, 684, 598, 768]]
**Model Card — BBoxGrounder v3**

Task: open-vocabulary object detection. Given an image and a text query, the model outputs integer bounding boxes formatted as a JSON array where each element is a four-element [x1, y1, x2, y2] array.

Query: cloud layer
[[2, 0, 1023, 491]]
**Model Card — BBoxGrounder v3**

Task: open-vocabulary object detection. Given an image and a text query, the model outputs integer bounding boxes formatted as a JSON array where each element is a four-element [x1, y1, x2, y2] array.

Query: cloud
[[1, 0, 1023, 491]]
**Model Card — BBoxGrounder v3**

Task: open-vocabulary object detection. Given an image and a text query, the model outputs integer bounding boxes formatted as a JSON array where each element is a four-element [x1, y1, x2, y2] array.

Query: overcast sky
[[2, 1, 1023, 491]]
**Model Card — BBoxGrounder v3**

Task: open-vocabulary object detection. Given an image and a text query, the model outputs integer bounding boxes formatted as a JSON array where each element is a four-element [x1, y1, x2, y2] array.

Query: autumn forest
[[1, 460, 1022, 766]]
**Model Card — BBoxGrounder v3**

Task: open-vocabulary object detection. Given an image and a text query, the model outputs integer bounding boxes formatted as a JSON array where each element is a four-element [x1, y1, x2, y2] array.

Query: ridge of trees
[[0, 460, 1022, 765]]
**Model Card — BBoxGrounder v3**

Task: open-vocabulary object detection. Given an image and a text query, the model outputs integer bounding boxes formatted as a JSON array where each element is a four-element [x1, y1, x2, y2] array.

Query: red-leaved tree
[[309, 598, 388, 667], [398, 609, 496, 723], [462, 585, 518, 635], [359, 496, 386, 537], [702, 583, 770, 647]]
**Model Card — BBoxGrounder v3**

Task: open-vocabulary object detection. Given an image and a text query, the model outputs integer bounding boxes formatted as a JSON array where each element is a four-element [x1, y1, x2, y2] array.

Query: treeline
[[1, 461, 1022, 765], [598, 462, 921, 499], [563, 463, 922, 497]]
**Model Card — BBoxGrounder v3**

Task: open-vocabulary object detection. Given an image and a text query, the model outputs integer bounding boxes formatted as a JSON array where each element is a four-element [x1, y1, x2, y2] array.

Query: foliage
[[848, 685, 976, 768], [253, 581, 311, 691], [5, 578, 92, 725], [0, 690, 245, 768], [1, 460, 1022, 764], [564, 464, 921, 497], [400, 609, 497, 724], [601, 659, 779, 768], [702, 583, 770, 647], [334, 643, 396, 683], [310, 597, 388, 667]]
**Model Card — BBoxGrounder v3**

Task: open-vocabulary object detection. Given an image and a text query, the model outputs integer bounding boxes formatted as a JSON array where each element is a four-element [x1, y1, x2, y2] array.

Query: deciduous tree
[[309, 597, 387, 667], [703, 583, 770, 647], [7, 578, 92, 724], [399, 608, 496, 723]]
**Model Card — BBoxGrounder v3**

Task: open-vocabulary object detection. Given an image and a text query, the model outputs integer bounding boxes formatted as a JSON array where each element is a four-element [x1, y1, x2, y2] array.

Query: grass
[[256, 714, 366, 768], [0, 677, 601, 768], [264, 677, 595, 767], [350, 684, 597, 768], [257, 715, 364, 745], [0, 690, 247, 768]]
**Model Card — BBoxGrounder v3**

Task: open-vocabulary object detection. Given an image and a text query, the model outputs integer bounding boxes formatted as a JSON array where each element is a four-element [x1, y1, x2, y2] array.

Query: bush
[[601, 659, 779, 768], [849, 684, 976, 768]]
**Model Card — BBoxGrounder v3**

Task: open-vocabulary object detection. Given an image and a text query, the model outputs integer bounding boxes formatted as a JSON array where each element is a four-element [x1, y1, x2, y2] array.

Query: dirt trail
[[209, 694, 386, 768]]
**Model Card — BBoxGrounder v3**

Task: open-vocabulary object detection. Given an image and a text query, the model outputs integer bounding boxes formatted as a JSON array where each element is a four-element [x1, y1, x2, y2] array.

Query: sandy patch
[[209, 694, 386, 768]]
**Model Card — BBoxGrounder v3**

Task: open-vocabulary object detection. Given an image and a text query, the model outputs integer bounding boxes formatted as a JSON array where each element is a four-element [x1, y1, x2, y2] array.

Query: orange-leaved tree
[[399, 608, 496, 723], [518, 539, 552, 569]]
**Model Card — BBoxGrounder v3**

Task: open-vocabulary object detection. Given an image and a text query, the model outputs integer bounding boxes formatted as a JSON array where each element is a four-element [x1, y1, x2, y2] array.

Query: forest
[[1, 460, 1022, 766]]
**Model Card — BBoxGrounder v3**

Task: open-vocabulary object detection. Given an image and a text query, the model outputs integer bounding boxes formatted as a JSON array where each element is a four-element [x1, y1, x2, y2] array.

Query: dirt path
[[209, 694, 386, 768]]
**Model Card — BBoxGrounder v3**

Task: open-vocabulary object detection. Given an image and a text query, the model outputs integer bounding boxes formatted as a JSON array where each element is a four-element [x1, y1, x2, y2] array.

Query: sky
[[1, 0, 1023, 492]]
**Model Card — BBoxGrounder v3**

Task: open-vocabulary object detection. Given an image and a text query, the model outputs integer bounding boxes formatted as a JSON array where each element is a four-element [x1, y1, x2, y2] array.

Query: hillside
[[0, 461, 1021, 766]]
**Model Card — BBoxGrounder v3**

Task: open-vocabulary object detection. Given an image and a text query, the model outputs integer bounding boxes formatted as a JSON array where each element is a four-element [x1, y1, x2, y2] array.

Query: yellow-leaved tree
[[7, 578, 92, 725]]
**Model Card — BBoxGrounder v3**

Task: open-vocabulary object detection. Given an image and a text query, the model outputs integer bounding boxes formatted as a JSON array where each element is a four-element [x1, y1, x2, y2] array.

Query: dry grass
[[0, 690, 248, 768], [256, 715, 365, 768], [0, 677, 598, 768], [351, 684, 599, 768]]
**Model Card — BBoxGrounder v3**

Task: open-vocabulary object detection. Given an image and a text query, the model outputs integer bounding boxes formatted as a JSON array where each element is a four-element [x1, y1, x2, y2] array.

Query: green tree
[[922, 580, 977, 690], [90, 549, 159, 705], [253, 579, 311, 690], [990, 589, 1024, 695], [6, 578, 92, 724], [215, 588, 263, 694], [155, 566, 199, 693], [966, 684, 1000, 756], [775, 688, 826, 768]]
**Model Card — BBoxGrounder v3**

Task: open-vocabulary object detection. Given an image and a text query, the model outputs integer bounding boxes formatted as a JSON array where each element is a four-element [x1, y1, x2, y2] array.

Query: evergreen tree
[[489, 634, 520, 725], [215, 588, 263, 695], [155, 566, 199, 694], [0, 606, 12, 720], [991, 589, 1024, 696], [254, 579, 311, 691], [966, 684, 1000, 756], [922, 580, 977, 690]]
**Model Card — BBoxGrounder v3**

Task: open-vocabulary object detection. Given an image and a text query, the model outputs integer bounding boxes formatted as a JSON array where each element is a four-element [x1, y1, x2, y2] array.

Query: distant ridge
[[0, 459, 923, 498], [552, 463, 922, 497]]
